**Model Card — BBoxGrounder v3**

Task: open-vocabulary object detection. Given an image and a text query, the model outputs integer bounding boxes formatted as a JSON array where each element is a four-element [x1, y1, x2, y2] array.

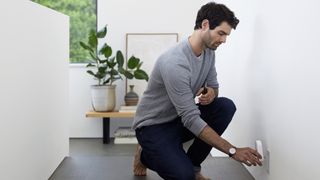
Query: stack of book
[[118, 105, 137, 113], [114, 126, 138, 144]]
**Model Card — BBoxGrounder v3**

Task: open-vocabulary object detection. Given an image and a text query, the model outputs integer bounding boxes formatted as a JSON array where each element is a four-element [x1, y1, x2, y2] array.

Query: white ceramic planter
[[91, 85, 116, 112]]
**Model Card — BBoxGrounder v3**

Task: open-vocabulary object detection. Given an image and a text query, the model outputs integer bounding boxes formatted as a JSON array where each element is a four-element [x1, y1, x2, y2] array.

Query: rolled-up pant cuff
[[194, 166, 201, 173]]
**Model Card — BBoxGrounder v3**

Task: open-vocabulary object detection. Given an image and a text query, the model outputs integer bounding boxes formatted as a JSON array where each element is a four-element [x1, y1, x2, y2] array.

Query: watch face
[[229, 148, 236, 154]]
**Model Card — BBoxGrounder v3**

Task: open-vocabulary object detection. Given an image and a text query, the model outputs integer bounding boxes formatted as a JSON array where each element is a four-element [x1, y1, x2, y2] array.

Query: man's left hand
[[196, 87, 216, 105]]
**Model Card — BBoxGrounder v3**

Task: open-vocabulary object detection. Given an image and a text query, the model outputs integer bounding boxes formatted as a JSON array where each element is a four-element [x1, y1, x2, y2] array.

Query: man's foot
[[133, 145, 147, 176], [195, 172, 211, 180]]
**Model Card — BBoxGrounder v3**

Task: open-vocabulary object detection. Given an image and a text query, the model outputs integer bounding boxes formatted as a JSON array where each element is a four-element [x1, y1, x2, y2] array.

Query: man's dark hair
[[194, 2, 239, 30]]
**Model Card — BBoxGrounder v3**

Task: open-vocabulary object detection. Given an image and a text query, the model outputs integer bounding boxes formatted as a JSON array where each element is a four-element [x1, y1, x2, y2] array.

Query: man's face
[[202, 21, 232, 50]]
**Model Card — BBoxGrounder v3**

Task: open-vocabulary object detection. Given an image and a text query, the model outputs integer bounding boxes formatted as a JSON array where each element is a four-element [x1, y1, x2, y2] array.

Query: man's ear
[[201, 19, 210, 30]]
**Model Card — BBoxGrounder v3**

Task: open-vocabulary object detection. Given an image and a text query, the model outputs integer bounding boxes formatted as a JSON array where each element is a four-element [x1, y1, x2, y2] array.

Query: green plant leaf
[[116, 51, 124, 67], [97, 26, 107, 38], [110, 69, 119, 75], [123, 70, 134, 79], [112, 76, 122, 82], [88, 29, 97, 48], [98, 66, 107, 74], [106, 58, 116, 68], [95, 71, 106, 79], [99, 43, 112, 58], [86, 63, 96, 67], [134, 69, 149, 81], [86, 70, 95, 76], [89, 52, 98, 61], [111, 62, 117, 68], [106, 60, 111, 68], [118, 67, 126, 74], [79, 42, 94, 53], [128, 56, 140, 69], [103, 78, 111, 85]]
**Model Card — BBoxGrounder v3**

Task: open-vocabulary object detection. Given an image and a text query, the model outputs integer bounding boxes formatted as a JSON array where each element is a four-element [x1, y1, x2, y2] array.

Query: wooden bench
[[86, 111, 135, 144]]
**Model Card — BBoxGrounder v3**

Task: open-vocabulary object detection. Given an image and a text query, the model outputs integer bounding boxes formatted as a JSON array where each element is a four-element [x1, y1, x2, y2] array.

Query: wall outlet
[[265, 150, 270, 174], [255, 140, 270, 174]]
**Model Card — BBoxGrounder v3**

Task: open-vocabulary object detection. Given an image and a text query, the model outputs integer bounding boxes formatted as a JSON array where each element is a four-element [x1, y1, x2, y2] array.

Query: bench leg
[[103, 117, 110, 144]]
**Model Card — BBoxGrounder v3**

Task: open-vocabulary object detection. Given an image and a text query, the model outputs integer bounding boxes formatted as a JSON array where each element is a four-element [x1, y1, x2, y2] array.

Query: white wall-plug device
[[255, 140, 264, 161]]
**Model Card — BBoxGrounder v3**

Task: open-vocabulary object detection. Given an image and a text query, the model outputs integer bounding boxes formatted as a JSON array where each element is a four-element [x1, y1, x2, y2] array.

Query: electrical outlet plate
[[255, 140, 270, 174], [265, 150, 270, 174]]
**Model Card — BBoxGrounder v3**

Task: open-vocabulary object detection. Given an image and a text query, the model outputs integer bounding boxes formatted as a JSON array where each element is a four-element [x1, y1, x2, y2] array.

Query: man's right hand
[[232, 147, 263, 166]]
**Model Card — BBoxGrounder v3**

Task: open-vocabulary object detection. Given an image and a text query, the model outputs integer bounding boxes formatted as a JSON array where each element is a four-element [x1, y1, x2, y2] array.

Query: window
[[32, 0, 97, 63]]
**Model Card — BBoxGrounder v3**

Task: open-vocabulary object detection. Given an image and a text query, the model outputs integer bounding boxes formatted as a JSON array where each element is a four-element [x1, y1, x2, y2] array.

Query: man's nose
[[221, 36, 227, 43]]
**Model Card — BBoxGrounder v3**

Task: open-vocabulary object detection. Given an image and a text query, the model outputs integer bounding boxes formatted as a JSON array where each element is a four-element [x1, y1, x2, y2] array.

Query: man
[[132, 2, 262, 180]]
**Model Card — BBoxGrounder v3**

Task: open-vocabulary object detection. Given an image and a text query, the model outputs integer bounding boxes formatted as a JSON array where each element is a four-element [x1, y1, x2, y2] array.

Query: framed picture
[[125, 33, 179, 98]]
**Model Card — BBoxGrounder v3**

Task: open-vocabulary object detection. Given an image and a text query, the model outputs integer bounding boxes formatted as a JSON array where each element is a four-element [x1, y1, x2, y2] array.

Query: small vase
[[124, 85, 139, 106]]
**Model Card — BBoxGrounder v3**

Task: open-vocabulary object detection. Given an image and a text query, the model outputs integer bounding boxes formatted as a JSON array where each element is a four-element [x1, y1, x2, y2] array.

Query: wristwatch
[[228, 147, 237, 157]]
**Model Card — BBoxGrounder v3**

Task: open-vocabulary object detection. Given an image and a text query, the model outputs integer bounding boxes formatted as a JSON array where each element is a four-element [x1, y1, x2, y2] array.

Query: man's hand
[[232, 147, 263, 166], [196, 87, 216, 105], [199, 126, 263, 167]]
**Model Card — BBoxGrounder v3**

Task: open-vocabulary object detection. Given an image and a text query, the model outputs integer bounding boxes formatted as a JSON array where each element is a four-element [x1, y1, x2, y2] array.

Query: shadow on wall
[[244, 15, 269, 180]]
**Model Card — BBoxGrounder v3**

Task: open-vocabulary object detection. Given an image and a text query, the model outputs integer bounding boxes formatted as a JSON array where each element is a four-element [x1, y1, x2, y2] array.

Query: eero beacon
[[255, 140, 264, 161]]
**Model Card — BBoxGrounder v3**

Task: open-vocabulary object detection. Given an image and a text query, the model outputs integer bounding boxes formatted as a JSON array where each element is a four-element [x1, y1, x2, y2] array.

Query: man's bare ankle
[[133, 145, 147, 176]]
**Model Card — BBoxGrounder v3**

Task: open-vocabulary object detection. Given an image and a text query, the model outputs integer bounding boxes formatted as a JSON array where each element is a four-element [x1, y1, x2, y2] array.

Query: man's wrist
[[228, 147, 237, 157]]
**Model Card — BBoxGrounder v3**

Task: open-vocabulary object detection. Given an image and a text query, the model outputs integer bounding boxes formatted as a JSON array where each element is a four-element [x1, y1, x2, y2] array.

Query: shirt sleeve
[[205, 52, 219, 88], [159, 59, 207, 136]]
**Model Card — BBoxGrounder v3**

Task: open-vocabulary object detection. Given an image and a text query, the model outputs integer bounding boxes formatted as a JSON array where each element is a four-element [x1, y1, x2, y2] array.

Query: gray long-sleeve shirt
[[132, 38, 219, 136]]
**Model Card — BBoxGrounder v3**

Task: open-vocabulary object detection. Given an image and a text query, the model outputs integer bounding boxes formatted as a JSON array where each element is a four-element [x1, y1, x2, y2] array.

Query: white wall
[[246, 0, 320, 179], [0, 1, 69, 180]]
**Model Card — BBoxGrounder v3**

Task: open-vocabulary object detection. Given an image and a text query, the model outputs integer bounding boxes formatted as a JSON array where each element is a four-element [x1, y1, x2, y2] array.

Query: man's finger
[[244, 160, 252, 166], [251, 149, 263, 159], [196, 87, 204, 96], [249, 150, 263, 166]]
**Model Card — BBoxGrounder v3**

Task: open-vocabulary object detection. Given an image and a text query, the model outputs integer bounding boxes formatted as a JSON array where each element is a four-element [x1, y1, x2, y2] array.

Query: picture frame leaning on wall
[[125, 33, 179, 99]]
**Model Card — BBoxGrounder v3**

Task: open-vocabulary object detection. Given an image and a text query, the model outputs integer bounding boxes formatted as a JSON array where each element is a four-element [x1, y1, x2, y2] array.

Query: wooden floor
[[49, 138, 254, 180]]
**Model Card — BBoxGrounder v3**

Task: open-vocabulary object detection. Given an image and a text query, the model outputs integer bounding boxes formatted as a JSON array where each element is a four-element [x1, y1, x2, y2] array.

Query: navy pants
[[135, 97, 236, 180]]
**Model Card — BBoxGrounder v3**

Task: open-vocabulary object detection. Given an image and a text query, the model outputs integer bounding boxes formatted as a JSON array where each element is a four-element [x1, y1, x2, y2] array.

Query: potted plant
[[80, 25, 148, 112]]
